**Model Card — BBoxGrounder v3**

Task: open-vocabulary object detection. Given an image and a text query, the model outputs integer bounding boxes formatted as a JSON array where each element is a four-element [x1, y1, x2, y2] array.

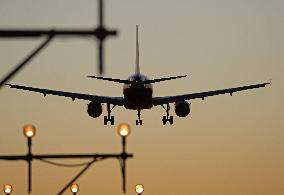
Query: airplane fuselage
[[123, 73, 153, 110]]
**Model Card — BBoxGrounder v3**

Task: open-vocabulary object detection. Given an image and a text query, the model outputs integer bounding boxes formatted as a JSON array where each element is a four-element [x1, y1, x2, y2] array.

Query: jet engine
[[87, 102, 103, 118], [175, 101, 190, 117]]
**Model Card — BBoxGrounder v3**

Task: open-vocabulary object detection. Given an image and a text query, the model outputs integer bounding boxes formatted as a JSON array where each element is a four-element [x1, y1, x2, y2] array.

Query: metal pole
[[0, 35, 53, 89], [57, 159, 96, 195], [122, 136, 126, 153], [99, 0, 104, 27], [27, 137, 32, 194], [121, 135, 127, 193]]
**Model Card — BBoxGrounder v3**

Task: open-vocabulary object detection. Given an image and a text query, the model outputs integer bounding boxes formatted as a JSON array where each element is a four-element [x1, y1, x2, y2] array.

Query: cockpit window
[[124, 74, 152, 89], [127, 74, 148, 81]]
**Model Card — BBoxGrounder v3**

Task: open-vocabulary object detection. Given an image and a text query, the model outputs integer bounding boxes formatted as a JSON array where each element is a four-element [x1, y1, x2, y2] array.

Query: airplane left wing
[[151, 82, 270, 106], [6, 84, 125, 106]]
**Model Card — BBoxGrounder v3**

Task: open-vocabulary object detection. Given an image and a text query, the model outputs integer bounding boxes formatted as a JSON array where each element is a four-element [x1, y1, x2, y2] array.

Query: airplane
[[5, 25, 270, 125]]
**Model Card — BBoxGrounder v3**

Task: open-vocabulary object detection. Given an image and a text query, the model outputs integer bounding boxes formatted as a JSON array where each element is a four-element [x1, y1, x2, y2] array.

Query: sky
[[0, 0, 283, 194]]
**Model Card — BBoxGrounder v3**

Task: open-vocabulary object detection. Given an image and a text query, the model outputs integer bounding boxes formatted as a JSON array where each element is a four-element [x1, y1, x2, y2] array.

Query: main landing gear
[[136, 109, 143, 125], [104, 103, 116, 125], [162, 104, 173, 125]]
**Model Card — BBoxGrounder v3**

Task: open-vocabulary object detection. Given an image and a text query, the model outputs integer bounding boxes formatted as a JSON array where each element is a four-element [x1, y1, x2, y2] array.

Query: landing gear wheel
[[169, 116, 173, 125], [104, 116, 114, 125], [136, 119, 143, 125], [162, 116, 167, 125], [162, 116, 173, 125]]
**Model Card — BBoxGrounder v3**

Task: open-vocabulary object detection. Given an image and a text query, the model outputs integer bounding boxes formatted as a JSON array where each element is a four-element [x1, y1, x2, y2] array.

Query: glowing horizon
[[0, 0, 283, 194]]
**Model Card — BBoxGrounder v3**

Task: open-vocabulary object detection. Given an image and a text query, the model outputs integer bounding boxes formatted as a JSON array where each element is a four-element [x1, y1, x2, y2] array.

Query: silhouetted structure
[[0, 0, 118, 89], [0, 124, 133, 194]]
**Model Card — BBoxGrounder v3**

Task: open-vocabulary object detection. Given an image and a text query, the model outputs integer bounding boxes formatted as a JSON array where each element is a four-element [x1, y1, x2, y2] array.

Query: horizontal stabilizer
[[87, 76, 131, 84], [144, 75, 188, 84]]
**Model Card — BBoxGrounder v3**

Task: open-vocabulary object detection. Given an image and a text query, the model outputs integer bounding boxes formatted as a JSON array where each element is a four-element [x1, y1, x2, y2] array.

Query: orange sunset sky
[[0, 0, 283, 194]]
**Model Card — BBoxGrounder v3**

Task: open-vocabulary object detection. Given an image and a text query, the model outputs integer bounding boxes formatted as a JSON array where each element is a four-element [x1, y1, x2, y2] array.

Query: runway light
[[135, 184, 144, 194], [70, 183, 79, 193], [3, 184, 13, 194], [118, 123, 131, 137], [23, 124, 36, 138]]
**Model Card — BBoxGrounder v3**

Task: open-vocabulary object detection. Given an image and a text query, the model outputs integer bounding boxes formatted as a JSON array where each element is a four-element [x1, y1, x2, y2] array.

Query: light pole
[[3, 184, 13, 195], [117, 123, 131, 152], [70, 183, 79, 195], [117, 123, 131, 193], [135, 184, 144, 195], [23, 124, 36, 193]]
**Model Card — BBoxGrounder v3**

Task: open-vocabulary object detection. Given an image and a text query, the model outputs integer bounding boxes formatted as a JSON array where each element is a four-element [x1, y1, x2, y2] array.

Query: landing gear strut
[[162, 104, 173, 125], [104, 103, 116, 125], [136, 109, 143, 125]]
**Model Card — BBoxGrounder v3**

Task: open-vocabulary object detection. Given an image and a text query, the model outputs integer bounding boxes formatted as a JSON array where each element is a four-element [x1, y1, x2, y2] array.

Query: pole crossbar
[[0, 152, 133, 194], [0, 153, 132, 160], [0, 29, 117, 38]]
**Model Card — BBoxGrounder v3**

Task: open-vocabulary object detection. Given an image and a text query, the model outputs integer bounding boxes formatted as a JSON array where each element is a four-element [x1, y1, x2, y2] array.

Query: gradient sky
[[0, 0, 283, 194]]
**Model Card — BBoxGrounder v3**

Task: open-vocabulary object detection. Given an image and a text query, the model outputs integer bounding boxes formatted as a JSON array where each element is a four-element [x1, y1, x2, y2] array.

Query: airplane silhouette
[[6, 26, 270, 125]]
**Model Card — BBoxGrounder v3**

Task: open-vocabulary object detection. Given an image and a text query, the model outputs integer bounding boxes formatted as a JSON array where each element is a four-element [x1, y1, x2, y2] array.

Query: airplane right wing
[[6, 84, 125, 106], [151, 82, 270, 106]]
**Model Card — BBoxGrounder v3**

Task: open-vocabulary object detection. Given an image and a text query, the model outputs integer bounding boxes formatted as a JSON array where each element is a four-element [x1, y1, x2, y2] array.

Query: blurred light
[[135, 184, 144, 194], [70, 183, 79, 193], [3, 184, 13, 194], [117, 123, 131, 137], [23, 124, 36, 138]]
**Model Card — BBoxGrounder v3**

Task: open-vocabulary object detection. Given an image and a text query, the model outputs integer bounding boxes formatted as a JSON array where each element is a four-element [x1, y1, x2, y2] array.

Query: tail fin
[[135, 25, 140, 74]]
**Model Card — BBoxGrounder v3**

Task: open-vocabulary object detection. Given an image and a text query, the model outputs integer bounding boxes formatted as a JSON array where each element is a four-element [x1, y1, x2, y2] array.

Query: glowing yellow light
[[118, 123, 131, 137], [135, 184, 144, 194], [23, 124, 36, 138], [3, 184, 12, 194], [70, 183, 79, 193]]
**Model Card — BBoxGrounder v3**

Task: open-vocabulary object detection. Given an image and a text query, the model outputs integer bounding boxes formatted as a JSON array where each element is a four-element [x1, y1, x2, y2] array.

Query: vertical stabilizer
[[135, 25, 140, 74]]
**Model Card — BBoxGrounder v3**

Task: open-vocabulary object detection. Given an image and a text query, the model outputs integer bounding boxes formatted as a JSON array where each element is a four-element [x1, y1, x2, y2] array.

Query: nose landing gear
[[136, 109, 143, 125], [162, 104, 173, 125]]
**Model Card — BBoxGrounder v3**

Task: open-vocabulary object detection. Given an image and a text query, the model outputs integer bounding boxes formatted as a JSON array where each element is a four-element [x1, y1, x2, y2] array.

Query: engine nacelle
[[175, 101, 190, 117], [87, 102, 103, 118]]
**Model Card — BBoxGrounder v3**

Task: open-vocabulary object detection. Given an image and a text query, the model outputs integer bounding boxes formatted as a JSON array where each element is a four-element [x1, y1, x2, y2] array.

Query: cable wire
[[37, 158, 98, 168]]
